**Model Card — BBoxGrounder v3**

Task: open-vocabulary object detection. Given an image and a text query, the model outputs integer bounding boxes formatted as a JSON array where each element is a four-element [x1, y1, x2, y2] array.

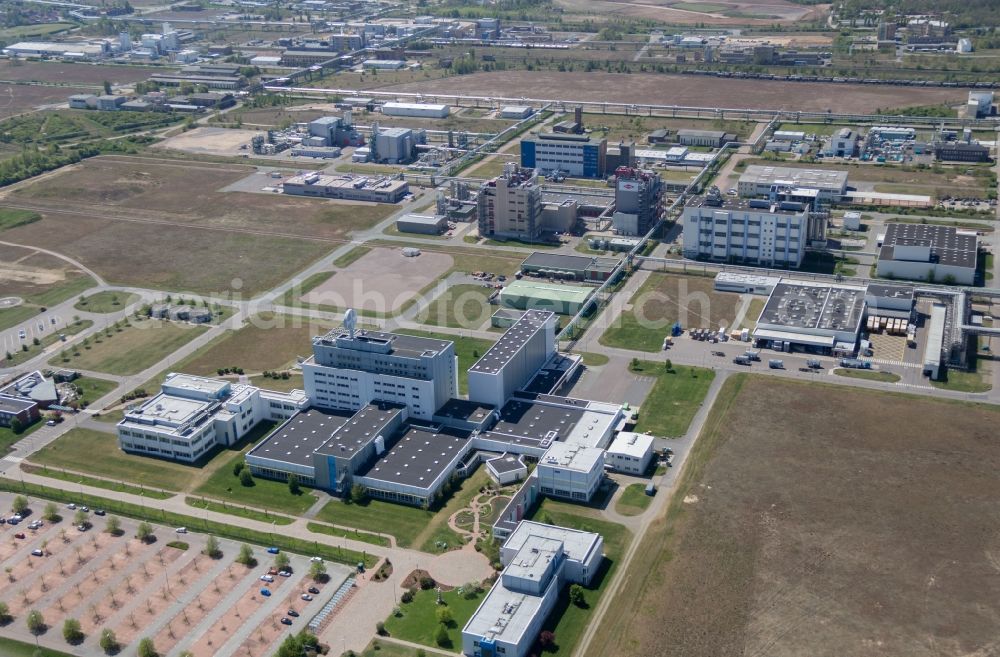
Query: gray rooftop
[[314, 403, 405, 459], [247, 407, 353, 468], [740, 165, 849, 191], [759, 282, 866, 332], [866, 283, 915, 300], [879, 223, 978, 269], [488, 398, 586, 443], [315, 328, 452, 360], [360, 426, 470, 489], [487, 453, 525, 474], [469, 310, 554, 375], [521, 252, 620, 274], [687, 195, 808, 214]]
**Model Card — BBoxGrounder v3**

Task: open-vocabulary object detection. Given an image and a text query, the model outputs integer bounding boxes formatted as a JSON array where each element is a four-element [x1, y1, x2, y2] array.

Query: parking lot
[[0, 492, 351, 657]]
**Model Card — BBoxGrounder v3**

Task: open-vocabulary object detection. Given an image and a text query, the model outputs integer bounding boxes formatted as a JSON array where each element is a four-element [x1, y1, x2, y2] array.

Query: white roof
[[163, 373, 229, 396], [752, 328, 835, 348], [504, 520, 602, 563], [607, 431, 654, 458], [538, 442, 603, 473], [383, 101, 448, 111]]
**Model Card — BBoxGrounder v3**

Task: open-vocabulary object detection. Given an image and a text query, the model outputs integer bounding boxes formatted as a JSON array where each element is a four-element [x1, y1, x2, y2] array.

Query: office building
[[117, 374, 306, 463], [876, 223, 978, 285], [612, 167, 664, 235], [304, 314, 458, 421], [468, 310, 556, 409], [477, 164, 543, 240], [536, 442, 604, 502], [282, 172, 409, 203], [681, 194, 814, 268], [754, 281, 866, 354], [463, 521, 604, 657], [0, 395, 39, 429], [738, 165, 848, 202], [520, 133, 607, 179], [605, 431, 654, 474]]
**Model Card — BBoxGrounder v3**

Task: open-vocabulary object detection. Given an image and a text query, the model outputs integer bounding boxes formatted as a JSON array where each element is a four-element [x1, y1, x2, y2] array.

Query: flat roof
[[163, 373, 229, 396], [463, 577, 546, 645], [487, 453, 526, 474], [314, 327, 452, 360], [607, 431, 654, 458], [284, 173, 408, 193], [521, 251, 621, 273], [879, 223, 977, 269], [382, 101, 448, 111], [866, 283, 914, 300], [504, 520, 602, 563], [758, 281, 866, 333], [360, 426, 470, 488], [489, 398, 585, 443], [433, 398, 495, 424], [538, 441, 603, 473], [677, 129, 725, 138], [0, 395, 37, 413], [469, 309, 553, 375], [379, 126, 411, 137], [315, 402, 405, 458], [740, 165, 848, 191], [123, 393, 210, 427], [398, 213, 445, 225], [505, 534, 562, 582], [500, 280, 593, 305], [714, 272, 782, 288], [686, 195, 808, 214], [247, 407, 353, 468]]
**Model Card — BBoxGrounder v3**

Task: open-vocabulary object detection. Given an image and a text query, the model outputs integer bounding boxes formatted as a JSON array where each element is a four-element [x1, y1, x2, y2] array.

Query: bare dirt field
[[0, 61, 161, 86], [302, 247, 454, 312], [0, 155, 396, 294], [156, 127, 261, 157], [588, 375, 1000, 657], [388, 72, 971, 113], [0, 83, 97, 119], [554, 0, 826, 24]]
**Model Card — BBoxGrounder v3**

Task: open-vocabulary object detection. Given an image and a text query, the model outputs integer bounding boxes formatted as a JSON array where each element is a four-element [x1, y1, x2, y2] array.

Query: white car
[[66, 503, 76, 510], [310, 557, 323, 563], [260, 575, 275, 583], [278, 570, 291, 578], [17, 329, 26, 340], [300, 594, 313, 601], [175, 527, 187, 534]]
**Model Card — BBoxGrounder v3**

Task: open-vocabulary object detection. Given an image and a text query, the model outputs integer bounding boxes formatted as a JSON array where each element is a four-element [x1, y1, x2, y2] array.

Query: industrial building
[[738, 165, 848, 202], [307, 115, 363, 148], [362, 59, 406, 69], [864, 284, 914, 319], [477, 164, 544, 240], [500, 105, 534, 120], [303, 314, 459, 421], [934, 142, 991, 163], [499, 280, 594, 316], [396, 213, 448, 234], [520, 133, 608, 179], [468, 310, 557, 410], [754, 280, 867, 353], [681, 193, 822, 268], [675, 129, 729, 148], [712, 272, 781, 295], [462, 522, 604, 657], [3, 40, 111, 59], [605, 431, 655, 474], [923, 304, 947, 380], [372, 126, 420, 164], [117, 374, 307, 463], [536, 442, 605, 501], [876, 223, 978, 285], [381, 102, 450, 118], [968, 91, 994, 118], [821, 128, 857, 158], [612, 167, 664, 236], [282, 172, 409, 203], [519, 252, 620, 282]]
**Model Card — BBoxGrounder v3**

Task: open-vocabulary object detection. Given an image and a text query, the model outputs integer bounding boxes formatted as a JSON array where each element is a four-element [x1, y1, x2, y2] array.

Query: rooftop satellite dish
[[344, 308, 357, 338]]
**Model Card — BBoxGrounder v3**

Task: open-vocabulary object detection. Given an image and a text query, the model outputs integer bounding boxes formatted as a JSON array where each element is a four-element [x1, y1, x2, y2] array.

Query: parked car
[[310, 557, 323, 563], [66, 503, 76, 510], [260, 589, 272, 597], [281, 618, 293, 626], [45, 420, 57, 426], [14, 533, 25, 539], [94, 509, 106, 516], [307, 587, 320, 595], [278, 570, 291, 577], [80, 506, 89, 512], [260, 575, 274, 583], [31, 549, 44, 557], [267, 547, 280, 554], [175, 527, 187, 534], [287, 610, 300, 617], [301, 594, 313, 601]]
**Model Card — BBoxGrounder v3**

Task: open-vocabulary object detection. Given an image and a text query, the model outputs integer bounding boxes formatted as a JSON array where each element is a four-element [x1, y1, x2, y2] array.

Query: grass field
[[31, 428, 198, 492], [315, 497, 433, 549], [0, 637, 75, 657], [629, 361, 715, 437], [585, 374, 1000, 657], [736, 297, 764, 330], [0, 22, 75, 39], [615, 483, 652, 516], [384, 586, 487, 650], [582, 113, 756, 142], [601, 274, 741, 352], [0, 244, 94, 331], [4, 318, 92, 367], [931, 365, 993, 393], [0, 419, 43, 455], [371, 242, 524, 279], [69, 376, 118, 407], [833, 368, 901, 383], [416, 284, 494, 329], [396, 329, 495, 395], [73, 290, 140, 313], [21, 463, 173, 500], [53, 319, 207, 375]]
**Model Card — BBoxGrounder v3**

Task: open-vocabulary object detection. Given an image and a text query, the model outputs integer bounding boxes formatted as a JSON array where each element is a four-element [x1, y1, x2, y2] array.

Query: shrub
[[419, 575, 436, 590]]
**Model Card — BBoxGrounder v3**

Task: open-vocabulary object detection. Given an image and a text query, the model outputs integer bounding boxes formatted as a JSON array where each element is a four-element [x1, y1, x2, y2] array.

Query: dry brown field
[[0, 84, 97, 119], [587, 375, 1000, 657], [555, 0, 827, 24], [0, 60, 162, 86], [388, 71, 971, 113]]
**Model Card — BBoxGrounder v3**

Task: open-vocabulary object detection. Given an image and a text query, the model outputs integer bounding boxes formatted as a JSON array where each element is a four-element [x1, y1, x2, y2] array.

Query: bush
[[434, 623, 450, 647], [100, 628, 119, 654], [539, 630, 556, 650], [63, 617, 84, 645], [569, 583, 586, 608], [375, 621, 386, 636], [419, 575, 436, 590], [204, 535, 222, 559], [0, 601, 11, 625], [400, 589, 414, 603], [232, 460, 245, 477], [239, 468, 254, 487], [436, 606, 453, 626], [137, 637, 157, 657]]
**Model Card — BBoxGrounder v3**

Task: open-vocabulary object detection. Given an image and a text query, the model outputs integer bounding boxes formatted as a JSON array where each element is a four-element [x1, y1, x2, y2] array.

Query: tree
[[204, 535, 222, 559], [103, 80, 112, 95], [232, 460, 245, 477], [43, 502, 59, 522], [568, 583, 586, 607], [538, 630, 556, 650], [12, 495, 28, 515], [664, 358, 674, 373], [274, 552, 290, 571], [74, 509, 89, 527], [239, 468, 254, 487], [137, 637, 157, 657], [63, 618, 84, 644], [287, 473, 300, 495], [26, 609, 45, 636], [0, 601, 11, 625], [630, 357, 639, 370], [375, 621, 386, 635], [349, 483, 367, 504], [237, 544, 255, 566], [136, 522, 154, 543], [9, 417, 22, 435], [308, 559, 327, 581], [105, 516, 122, 535], [434, 622, 450, 647], [99, 628, 119, 654], [436, 606, 453, 626]]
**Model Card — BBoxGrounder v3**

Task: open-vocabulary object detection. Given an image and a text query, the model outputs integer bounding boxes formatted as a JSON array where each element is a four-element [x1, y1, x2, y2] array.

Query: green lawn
[[74, 291, 141, 313], [68, 376, 118, 407], [0, 637, 76, 657], [574, 351, 610, 367], [600, 274, 740, 352], [0, 418, 44, 455], [384, 586, 487, 650], [333, 246, 372, 268], [185, 497, 295, 525], [615, 483, 652, 516], [30, 428, 198, 492], [834, 368, 901, 383], [192, 423, 317, 516], [53, 319, 208, 375], [0, 208, 41, 231], [316, 497, 433, 549], [931, 366, 993, 393], [529, 498, 632, 655], [21, 463, 173, 500], [417, 467, 491, 554], [4, 319, 92, 367], [306, 521, 390, 547], [737, 298, 765, 331], [629, 362, 716, 437], [417, 284, 494, 329], [396, 329, 495, 395]]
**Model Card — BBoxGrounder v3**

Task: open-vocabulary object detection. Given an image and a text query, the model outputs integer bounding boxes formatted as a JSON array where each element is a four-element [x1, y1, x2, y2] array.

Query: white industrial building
[[117, 374, 307, 463], [500, 105, 534, 120], [373, 126, 417, 164], [605, 431, 654, 474], [923, 304, 947, 380], [520, 132, 608, 179], [282, 172, 409, 203], [381, 102, 450, 118], [486, 453, 528, 485], [3, 40, 111, 59], [396, 213, 448, 234], [738, 165, 848, 202], [968, 91, 994, 118], [822, 127, 857, 158], [864, 283, 914, 319], [681, 194, 816, 268], [303, 313, 458, 421], [754, 280, 867, 354], [468, 310, 557, 409], [536, 441, 605, 502], [713, 272, 781, 295], [876, 223, 978, 285], [463, 521, 604, 657]]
